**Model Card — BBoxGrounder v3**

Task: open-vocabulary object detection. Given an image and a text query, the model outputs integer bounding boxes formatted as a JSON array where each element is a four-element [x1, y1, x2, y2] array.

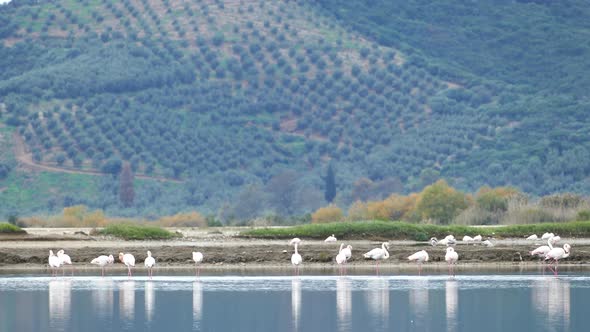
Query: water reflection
[[409, 278, 429, 326], [145, 282, 155, 323], [445, 280, 458, 332], [92, 279, 113, 318], [193, 281, 203, 330], [336, 278, 352, 332], [49, 279, 71, 331], [291, 279, 301, 332], [365, 278, 389, 329], [119, 281, 135, 321], [532, 278, 570, 331]]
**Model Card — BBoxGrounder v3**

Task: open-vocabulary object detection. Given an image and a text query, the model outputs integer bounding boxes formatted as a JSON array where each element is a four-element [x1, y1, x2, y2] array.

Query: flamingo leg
[[418, 263, 422, 276]]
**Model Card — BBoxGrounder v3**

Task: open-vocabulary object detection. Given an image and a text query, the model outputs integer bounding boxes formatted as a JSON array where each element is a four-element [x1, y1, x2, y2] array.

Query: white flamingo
[[462, 235, 474, 243], [363, 242, 389, 274], [91, 254, 114, 277], [549, 236, 561, 245], [289, 238, 302, 246], [473, 235, 482, 242], [526, 234, 538, 240], [336, 244, 347, 275], [57, 249, 73, 276], [545, 244, 571, 276], [291, 242, 302, 276], [482, 239, 494, 247], [341, 245, 352, 261], [541, 232, 554, 240], [325, 234, 337, 242], [119, 253, 135, 278], [429, 237, 438, 246], [193, 252, 204, 277], [445, 247, 459, 277], [48, 250, 61, 277], [407, 250, 429, 275], [530, 237, 556, 261], [144, 251, 156, 280]]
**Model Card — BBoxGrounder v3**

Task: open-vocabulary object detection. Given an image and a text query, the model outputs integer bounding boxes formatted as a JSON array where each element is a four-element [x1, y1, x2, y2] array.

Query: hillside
[[0, 0, 589, 219]]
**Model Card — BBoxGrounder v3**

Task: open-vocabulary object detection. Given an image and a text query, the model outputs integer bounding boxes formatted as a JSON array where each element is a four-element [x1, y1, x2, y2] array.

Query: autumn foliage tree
[[414, 180, 470, 224], [311, 204, 343, 223]]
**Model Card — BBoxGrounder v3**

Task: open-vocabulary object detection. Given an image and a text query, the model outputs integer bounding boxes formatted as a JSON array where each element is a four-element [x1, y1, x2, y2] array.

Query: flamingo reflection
[[445, 280, 458, 332], [336, 278, 352, 332], [409, 278, 429, 328], [292, 279, 301, 332], [365, 278, 389, 330], [119, 281, 135, 321], [193, 281, 203, 330], [145, 282, 155, 323], [532, 279, 570, 331], [92, 279, 114, 318], [49, 279, 71, 331]]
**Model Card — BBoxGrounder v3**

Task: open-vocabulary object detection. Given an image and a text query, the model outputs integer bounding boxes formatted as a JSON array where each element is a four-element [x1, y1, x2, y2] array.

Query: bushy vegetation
[[0, 0, 589, 219], [241, 220, 590, 241], [98, 223, 176, 240], [0, 222, 25, 233]]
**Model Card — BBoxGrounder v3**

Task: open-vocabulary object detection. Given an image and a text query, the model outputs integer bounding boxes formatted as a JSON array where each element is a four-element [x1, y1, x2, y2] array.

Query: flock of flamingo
[[46, 232, 571, 278]]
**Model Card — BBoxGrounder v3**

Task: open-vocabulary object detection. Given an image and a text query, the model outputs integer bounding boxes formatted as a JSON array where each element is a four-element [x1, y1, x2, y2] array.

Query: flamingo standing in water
[[91, 254, 114, 277], [291, 242, 302, 276], [335, 244, 347, 275], [193, 251, 204, 277], [408, 250, 429, 275], [144, 251, 156, 280], [363, 242, 389, 275], [545, 244, 571, 276], [530, 237, 555, 260], [48, 250, 61, 277], [57, 249, 73, 276], [445, 247, 459, 277], [119, 253, 135, 278]]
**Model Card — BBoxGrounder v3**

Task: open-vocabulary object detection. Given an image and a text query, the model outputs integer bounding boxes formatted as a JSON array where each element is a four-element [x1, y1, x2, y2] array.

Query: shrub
[[311, 205, 344, 223], [577, 210, 590, 221], [414, 180, 470, 224], [99, 223, 176, 240], [158, 211, 207, 227], [0, 222, 25, 233]]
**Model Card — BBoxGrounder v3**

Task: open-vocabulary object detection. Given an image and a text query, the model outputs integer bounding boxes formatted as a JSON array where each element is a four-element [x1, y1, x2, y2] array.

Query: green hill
[[0, 0, 589, 219]]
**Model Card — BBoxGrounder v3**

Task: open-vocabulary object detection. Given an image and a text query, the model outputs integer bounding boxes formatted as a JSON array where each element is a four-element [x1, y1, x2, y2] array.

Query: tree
[[119, 162, 135, 207], [415, 180, 470, 224], [324, 163, 336, 203]]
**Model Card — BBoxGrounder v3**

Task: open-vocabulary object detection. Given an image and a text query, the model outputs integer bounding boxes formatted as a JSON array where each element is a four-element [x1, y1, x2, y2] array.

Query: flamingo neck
[[339, 243, 344, 253], [294, 243, 299, 255], [547, 238, 554, 250], [382, 243, 389, 258]]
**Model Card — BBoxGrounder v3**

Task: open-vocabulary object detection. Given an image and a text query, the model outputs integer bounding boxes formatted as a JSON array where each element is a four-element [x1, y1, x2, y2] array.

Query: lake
[[0, 272, 588, 332]]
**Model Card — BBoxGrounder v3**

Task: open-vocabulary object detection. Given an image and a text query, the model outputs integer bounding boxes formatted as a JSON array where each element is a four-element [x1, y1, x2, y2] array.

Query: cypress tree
[[119, 162, 135, 207], [324, 163, 336, 203]]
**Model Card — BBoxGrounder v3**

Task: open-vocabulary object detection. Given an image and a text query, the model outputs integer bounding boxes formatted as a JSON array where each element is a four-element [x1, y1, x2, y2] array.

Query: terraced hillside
[[0, 0, 589, 218]]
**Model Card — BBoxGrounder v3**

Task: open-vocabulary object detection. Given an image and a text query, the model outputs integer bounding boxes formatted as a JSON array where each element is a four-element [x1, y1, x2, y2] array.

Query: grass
[[0, 222, 26, 234], [240, 220, 590, 241], [98, 223, 177, 240]]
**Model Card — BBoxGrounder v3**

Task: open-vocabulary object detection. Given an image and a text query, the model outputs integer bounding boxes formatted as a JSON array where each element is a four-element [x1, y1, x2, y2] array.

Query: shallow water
[[0, 273, 587, 332]]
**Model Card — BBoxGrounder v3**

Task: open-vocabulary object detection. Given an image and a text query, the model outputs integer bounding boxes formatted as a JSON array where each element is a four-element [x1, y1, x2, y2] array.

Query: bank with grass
[[97, 223, 176, 240], [241, 220, 590, 241], [0, 222, 25, 234]]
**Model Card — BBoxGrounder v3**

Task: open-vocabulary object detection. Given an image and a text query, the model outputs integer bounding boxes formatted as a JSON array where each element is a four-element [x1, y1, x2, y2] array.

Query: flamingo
[[445, 247, 459, 277], [325, 234, 337, 242], [549, 236, 561, 245], [91, 254, 114, 277], [482, 239, 494, 247], [526, 234, 538, 240], [541, 232, 554, 240], [336, 244, 347, 275], [407, 250, 429, 275], [119, 253, 135, 278], [144, 251, 156, 280], [48, 250, 61, 277], [57, 249, 73, 276], [341, 245, 352, 261], [545, 244, 571, 276], [462, 235, 474, 243], [289, 238, 302, 246], [193, 252, 204, 277], [363, 242, 389, 274], [429, 237, 438, 246], [291, 242, 302, 276], [473, 235, 482, 242]]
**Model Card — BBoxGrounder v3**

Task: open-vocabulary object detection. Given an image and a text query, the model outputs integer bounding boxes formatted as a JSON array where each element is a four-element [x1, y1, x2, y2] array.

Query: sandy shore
[[1, 227, 589, 274]]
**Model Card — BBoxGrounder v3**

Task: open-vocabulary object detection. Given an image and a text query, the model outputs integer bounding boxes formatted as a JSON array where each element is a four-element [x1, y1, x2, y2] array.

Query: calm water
[[0, 273, 588, 332]]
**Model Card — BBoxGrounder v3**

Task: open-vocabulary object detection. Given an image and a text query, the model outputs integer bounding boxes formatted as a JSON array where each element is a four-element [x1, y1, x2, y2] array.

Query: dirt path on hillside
[[11, 132, 182, 183]]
